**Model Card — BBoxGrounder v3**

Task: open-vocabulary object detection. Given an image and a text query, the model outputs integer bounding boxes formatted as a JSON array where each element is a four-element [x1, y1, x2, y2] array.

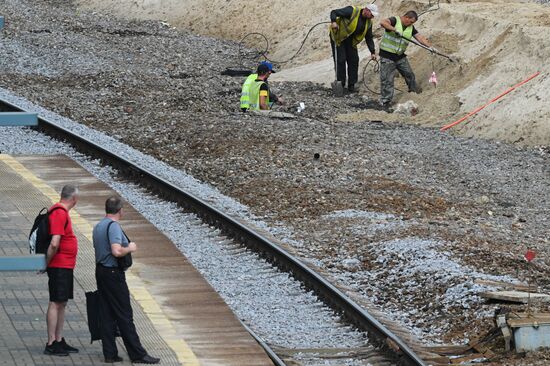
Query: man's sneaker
[[44, 341, 69, 357], [59, 338, 79, 353], [132, 354, 160, 364]]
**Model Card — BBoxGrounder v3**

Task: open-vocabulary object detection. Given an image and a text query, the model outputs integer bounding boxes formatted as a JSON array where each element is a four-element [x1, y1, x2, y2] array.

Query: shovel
[[331, 41, 344, 97]]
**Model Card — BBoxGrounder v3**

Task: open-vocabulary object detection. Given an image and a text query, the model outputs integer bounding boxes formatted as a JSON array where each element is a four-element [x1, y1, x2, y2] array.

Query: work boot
[[59, 338, 79, 353], [105, 355, 123, 363], [44, 341, 69, 357], [379, 101, 393, 113], [348, 84, 357, 93], [132, 354, 160, 364], [410, 85, 422, 94]]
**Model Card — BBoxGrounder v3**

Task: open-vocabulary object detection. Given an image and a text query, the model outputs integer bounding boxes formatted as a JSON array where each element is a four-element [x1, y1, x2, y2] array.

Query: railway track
[[0, 98, 428, 366]]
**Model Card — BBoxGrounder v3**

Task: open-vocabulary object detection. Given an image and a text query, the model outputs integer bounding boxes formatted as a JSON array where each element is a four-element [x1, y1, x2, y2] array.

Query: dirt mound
[[77, 0, 549, 146]]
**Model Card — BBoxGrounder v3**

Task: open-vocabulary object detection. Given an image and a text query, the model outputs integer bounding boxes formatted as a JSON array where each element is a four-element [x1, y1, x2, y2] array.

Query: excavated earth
[[0, 0, 549, 364]]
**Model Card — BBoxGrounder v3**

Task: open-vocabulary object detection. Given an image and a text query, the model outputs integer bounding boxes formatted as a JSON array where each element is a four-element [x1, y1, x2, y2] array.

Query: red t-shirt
[[48, 203, 78, 269]]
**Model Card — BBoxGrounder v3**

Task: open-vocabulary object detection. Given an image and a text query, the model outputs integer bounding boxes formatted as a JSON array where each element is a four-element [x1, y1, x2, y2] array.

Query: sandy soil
[[77, 0, 550, 147]]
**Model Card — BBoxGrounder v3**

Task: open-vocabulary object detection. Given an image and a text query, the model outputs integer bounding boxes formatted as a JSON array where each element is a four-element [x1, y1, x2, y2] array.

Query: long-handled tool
[[398, 35, 454, 62], [331, 41, 345, 97]]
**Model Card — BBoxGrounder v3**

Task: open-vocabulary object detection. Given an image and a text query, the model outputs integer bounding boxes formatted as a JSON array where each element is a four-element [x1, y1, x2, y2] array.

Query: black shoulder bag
[[106, 221, 133, 271]]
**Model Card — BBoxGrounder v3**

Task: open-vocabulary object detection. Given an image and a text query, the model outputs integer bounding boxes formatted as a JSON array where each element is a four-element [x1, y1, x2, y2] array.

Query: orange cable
[[440, 72, 541, 132]]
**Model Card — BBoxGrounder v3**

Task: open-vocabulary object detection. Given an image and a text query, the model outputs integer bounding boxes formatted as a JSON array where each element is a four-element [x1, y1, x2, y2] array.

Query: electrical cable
[[238, 21, 331, 68], [361, 59, 404, 95], [362, 58, 381, 95], [419, 0, 441, 17], [237, 32, 269, 68]]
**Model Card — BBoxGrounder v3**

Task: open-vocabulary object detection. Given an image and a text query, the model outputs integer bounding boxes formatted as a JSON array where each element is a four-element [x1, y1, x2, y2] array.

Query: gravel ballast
[[0, 122, 384, 366]]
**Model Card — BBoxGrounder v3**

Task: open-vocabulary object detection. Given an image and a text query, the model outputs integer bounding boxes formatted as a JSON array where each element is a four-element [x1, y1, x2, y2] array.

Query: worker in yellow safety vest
[[244, 63, 273, 111], [240, 61, 283, 112], [329, 4, 378, 93], [379, 10, 433, 108]]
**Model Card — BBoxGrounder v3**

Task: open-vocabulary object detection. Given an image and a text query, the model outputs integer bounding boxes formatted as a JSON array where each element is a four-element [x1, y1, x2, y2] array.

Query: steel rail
[[0, 98, 427, 366]]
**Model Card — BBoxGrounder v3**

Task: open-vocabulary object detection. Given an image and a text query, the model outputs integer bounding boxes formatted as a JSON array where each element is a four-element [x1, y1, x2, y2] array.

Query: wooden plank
[[450, 353, 486, 364], [474, 278, 532, 292], [425, 345, 470, 355], [0, 112, 38, 126], [508, 313, 550, 327], [0, 255, 46, 271], [480, 290, 550, 304]]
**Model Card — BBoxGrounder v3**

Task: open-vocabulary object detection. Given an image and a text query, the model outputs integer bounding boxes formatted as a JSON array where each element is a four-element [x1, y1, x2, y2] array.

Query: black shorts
[[47, 267, 74, 302]]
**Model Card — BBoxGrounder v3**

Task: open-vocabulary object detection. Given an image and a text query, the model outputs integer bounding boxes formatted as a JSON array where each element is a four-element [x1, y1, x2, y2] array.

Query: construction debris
[[393, 100, 419, 116], [481, 291, 550, 304]]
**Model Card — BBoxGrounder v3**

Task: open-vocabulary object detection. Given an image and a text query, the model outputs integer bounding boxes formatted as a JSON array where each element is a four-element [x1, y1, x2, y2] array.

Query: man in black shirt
[[329, 4, 379, 93]]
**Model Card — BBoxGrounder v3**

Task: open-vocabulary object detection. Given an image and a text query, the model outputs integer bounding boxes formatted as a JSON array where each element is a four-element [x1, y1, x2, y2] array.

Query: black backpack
[[29, 206, 68, 254]]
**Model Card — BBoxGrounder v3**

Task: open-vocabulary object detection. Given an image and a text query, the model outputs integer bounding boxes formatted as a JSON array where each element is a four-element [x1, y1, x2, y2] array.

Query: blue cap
[[259, 61, 276, 73]]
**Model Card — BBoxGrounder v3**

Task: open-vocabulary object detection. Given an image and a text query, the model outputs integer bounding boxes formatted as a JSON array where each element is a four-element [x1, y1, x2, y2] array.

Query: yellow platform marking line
[[0, 154, 200, 366]]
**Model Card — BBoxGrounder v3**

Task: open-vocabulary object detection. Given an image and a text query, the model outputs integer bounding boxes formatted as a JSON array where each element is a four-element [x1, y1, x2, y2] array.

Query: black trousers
[[96, 265, 147, 360], [330, 37, 359, 87]]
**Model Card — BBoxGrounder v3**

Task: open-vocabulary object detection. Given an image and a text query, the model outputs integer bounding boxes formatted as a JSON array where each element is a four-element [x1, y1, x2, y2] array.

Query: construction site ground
[[0, 0, 549, 364]]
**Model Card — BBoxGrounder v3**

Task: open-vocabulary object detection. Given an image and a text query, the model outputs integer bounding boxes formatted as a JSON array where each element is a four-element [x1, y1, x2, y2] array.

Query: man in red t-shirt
[[44, 184, 80, 357]]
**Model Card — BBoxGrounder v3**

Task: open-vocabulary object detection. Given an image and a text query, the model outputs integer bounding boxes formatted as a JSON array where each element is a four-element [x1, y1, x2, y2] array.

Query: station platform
[[0, 154, 273, 366]]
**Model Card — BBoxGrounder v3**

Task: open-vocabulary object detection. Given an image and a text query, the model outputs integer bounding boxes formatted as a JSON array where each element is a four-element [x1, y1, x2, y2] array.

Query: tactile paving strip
[[0, 155, 181, 365]]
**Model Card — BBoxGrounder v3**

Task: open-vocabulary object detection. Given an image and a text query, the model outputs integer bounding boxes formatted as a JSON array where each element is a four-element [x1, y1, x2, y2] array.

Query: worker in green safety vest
[[240, 61, 283, 112], [329, 4, 378, 93], [379, 10, 433, 109]]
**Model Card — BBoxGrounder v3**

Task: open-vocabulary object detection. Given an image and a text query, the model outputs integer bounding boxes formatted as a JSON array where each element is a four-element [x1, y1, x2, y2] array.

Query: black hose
[[237, 32, 270, 68], [362, 59, 404, 95], [362, 59, 380, 94], [238, 21, 330, 67], [419, 0, 441, 17]]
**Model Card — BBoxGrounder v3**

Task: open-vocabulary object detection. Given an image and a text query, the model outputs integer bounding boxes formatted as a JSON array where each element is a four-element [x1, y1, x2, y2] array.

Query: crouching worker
[[92, 196, 160, 364], [240, 61, 283, 111]]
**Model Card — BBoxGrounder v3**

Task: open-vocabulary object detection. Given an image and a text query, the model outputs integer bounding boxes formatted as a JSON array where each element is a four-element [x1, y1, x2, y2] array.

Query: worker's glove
[[394, 30, 402, 37]]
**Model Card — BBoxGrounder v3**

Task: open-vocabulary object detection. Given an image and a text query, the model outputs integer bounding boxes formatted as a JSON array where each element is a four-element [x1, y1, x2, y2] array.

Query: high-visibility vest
[[240, 73, 257, 110], [329, 7, 371, 48], [248, 80, 270, 111], [380, 16, 414, 55]]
